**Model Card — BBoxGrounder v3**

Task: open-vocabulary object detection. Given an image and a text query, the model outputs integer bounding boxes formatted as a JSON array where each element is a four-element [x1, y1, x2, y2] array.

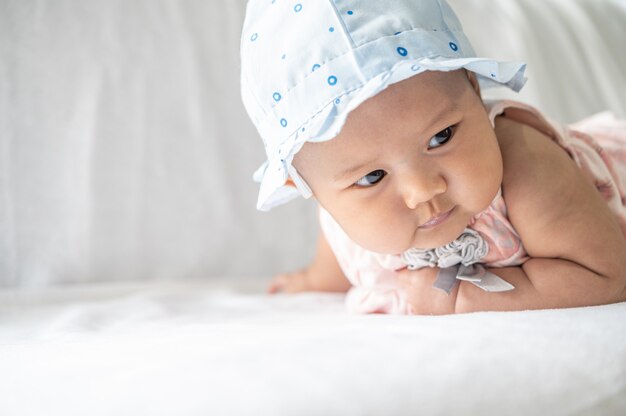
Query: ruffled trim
[[401, 228, 489, 269]]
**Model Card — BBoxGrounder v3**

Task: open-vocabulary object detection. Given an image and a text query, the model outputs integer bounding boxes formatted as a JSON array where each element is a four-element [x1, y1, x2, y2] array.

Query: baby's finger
[[267, 274, 289, 294]]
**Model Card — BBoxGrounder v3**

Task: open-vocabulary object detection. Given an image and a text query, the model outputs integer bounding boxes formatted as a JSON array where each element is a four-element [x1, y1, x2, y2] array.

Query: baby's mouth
[[418, 207, 455, 229]]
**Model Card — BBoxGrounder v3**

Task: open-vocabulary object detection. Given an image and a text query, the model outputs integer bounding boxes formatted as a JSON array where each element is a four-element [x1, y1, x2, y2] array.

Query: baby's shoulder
[[494, 115, 557, 183], [494, 114, 583, 220], [492, 114, 626, 276]]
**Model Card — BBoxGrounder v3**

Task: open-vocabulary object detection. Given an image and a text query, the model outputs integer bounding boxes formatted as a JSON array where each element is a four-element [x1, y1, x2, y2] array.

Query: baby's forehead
[[295, 73, 470, 170], [352, 70, 465, 111], [336, 71, 466, 133]]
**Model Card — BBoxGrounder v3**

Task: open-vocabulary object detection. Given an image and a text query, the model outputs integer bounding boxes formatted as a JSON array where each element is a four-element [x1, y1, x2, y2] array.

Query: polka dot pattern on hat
[[241, 0, 527, 210]]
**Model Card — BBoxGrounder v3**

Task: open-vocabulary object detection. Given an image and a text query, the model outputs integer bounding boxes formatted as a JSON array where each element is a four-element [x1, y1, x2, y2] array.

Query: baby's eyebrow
[[417, 101, 460, 136], [333, 157, 379, 182]]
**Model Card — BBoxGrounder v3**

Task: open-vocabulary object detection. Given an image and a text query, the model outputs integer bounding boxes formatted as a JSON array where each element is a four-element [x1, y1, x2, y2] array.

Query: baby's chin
[[356, 225, 467, 255], [346, 206, 482, 254], [405, 231, 464, 252]]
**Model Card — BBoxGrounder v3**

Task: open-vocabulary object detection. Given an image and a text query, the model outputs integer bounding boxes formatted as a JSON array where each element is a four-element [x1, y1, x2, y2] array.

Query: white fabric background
[[1, 0, 625, 287]]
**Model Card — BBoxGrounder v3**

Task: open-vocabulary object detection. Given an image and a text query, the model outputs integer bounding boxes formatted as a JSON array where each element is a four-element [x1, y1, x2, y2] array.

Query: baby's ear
[[465, 70, 482, 97]]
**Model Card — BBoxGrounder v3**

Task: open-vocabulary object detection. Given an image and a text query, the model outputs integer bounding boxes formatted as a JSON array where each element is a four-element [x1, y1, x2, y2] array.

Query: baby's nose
[[399, 167, 447, 209]]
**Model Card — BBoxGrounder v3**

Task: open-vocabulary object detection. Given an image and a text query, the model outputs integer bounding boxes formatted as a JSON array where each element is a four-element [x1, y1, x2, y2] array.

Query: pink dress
[[319, 100, 626, 314]]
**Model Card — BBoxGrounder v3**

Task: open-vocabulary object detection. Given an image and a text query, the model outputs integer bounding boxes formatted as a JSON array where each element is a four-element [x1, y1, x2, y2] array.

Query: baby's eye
[[354, 169, 386, 187], [428, 126, 454, 149]]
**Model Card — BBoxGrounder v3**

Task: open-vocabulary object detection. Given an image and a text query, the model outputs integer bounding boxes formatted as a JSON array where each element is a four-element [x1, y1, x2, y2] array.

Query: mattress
[[1, 278, 625, 415]]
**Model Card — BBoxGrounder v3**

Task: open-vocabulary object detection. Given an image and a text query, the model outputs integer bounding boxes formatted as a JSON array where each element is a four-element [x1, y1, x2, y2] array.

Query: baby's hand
[[397, 267, 456, 315], [267, 268, 315, 294]]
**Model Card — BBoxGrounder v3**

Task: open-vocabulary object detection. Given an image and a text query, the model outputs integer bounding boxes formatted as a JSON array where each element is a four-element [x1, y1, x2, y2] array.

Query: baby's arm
[[267, 229, 352, 294], [402, 118, 626, 314], [484, 118, 626, 308]]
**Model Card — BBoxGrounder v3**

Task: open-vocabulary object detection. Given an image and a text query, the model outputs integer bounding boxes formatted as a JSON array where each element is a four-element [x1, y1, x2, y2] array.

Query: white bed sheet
[[1, 278, 625, 416]]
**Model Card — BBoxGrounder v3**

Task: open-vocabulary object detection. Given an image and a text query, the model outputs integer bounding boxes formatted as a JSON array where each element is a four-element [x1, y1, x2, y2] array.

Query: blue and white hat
[[240, 0, 527, 211]]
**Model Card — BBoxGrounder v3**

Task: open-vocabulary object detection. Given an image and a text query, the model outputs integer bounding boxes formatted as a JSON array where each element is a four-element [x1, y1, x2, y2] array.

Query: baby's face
[[293, 70, 503, 253]]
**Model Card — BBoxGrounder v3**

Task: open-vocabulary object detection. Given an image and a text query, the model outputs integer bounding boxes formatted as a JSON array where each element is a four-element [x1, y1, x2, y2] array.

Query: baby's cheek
[[326, 190, 415, 253], [350, 218, 412, 253]]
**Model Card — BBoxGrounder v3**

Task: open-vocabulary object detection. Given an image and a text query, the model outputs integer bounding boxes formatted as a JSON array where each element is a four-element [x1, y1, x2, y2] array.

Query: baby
[[240, 0, 626, 314]]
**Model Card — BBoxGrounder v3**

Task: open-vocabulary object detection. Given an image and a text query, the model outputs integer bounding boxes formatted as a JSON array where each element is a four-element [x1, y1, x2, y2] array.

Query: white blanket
[[2, 279, 625, 415]]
